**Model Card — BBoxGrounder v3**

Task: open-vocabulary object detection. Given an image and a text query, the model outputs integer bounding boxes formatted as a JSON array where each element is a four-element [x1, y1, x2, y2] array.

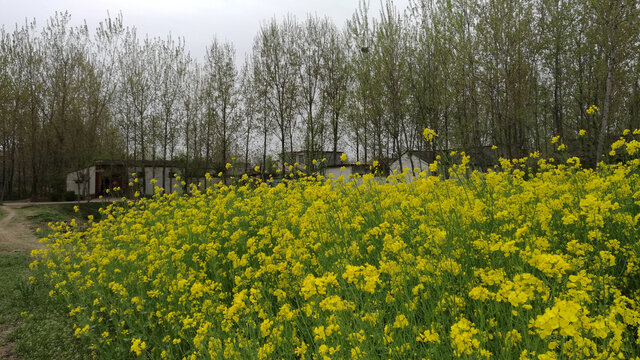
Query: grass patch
[[0, 253, 29, 328], [24, 203, 104, 223], [0, 203, 108, 359], [0, 207, 5, 221], [24, 203, 107, 237], [0, 252, 90, 360], [14, 280, 91, 359], [0, 253, 27, 359]]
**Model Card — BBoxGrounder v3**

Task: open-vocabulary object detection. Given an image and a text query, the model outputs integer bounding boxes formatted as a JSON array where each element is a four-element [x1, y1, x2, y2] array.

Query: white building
[[142, 166, 182, 195], [389, 151, 435, 173], [66, 160, 182, 198], [324, 164, 373, 181], [389, 148, 498, 178], [66, 165, 97, 198], [389, 151, 434, 176]]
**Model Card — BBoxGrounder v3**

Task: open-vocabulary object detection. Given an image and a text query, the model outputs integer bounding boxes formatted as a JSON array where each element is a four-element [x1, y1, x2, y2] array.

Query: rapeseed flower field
[[29, 132, 640, 359]]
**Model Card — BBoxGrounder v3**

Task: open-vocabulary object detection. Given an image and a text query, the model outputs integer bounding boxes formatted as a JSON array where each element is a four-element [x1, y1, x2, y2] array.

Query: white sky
[[0, 0, 409, 61]]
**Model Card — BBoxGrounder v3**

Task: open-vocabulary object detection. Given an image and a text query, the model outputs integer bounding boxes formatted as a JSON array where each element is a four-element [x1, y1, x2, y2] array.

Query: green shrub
[[63, 191, 77, 201]]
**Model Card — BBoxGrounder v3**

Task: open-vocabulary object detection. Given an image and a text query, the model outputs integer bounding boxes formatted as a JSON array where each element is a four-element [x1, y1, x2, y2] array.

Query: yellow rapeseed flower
[[423, 128, 438, 144], [130, 338, 146, 356]]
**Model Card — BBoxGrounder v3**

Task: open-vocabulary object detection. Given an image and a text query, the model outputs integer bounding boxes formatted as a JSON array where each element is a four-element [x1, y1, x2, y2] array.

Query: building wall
[[66, 166, 96, 197], [89, 166, 96, 195], [390, 154, 431, 176], [67, 164, 187, 197], [66, 171, 83, 195], [184, 177, 223, 192], [143, 167, 181, 195], [325, 166, 354, 180]]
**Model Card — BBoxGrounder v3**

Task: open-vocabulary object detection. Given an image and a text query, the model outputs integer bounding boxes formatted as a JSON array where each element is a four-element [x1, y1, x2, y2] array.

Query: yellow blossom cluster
[[29, 131, 640, 359], [423, 128, 438, 144]]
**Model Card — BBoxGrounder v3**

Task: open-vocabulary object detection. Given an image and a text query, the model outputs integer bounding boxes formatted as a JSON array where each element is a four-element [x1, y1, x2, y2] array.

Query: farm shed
[[324, 163, 372, 180], [389, 150, 434, 176], [389, 147, 498, 177], [66, 160, 182, 198], [276, 150, 346, 171]]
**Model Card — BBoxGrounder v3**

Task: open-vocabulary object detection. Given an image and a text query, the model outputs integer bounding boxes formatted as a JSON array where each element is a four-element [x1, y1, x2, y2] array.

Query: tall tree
[[239, 56, 257, 175], [119, 30, 156, 186], [254, 16, 301, 172], [180, 60, 201, 187], [322, 24, 350, 165], [374, 1, 410, 166], [347, 0, 380, 163], [476, 0, 538, 157], [155, 35, 187, 189], [203, 38, 240, 173], [39, 12, 92, 191], [249, 47, 274, 179], [591, 0, 640, 161], [298, 16, 329, 166]]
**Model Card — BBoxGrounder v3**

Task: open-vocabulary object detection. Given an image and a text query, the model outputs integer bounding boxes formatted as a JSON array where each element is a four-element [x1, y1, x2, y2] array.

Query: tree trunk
[[596, 46, 616, 163]]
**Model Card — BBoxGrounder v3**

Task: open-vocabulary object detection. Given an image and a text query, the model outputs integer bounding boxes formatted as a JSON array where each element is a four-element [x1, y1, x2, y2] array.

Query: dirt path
[[0, 326, 19, 360], [0, 205, 43, 360], [0, 205, 43, 253]]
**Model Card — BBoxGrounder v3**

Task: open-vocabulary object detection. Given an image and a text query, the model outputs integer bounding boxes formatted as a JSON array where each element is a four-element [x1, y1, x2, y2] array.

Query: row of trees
[[1, 0, 639, 199]]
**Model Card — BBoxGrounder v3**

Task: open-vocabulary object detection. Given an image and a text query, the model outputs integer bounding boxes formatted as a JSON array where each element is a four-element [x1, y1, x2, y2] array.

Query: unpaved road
[[0, 205, 43, 253], [0, 205, 43, 360], [0, 325, 19, 360]]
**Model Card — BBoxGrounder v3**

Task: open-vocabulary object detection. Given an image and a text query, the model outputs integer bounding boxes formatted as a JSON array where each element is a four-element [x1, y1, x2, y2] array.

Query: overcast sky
[[0, 0, 410, 61]]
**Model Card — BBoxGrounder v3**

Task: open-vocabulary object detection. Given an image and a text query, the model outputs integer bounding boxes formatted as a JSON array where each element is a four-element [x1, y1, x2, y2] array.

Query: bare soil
[[0, 205, 43, 253], [0, 205, 43, 360], [0, 325, 19, 360]]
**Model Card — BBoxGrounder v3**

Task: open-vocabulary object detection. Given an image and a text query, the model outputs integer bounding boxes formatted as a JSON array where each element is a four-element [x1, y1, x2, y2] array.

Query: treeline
[[1, 0, 639, 199]]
